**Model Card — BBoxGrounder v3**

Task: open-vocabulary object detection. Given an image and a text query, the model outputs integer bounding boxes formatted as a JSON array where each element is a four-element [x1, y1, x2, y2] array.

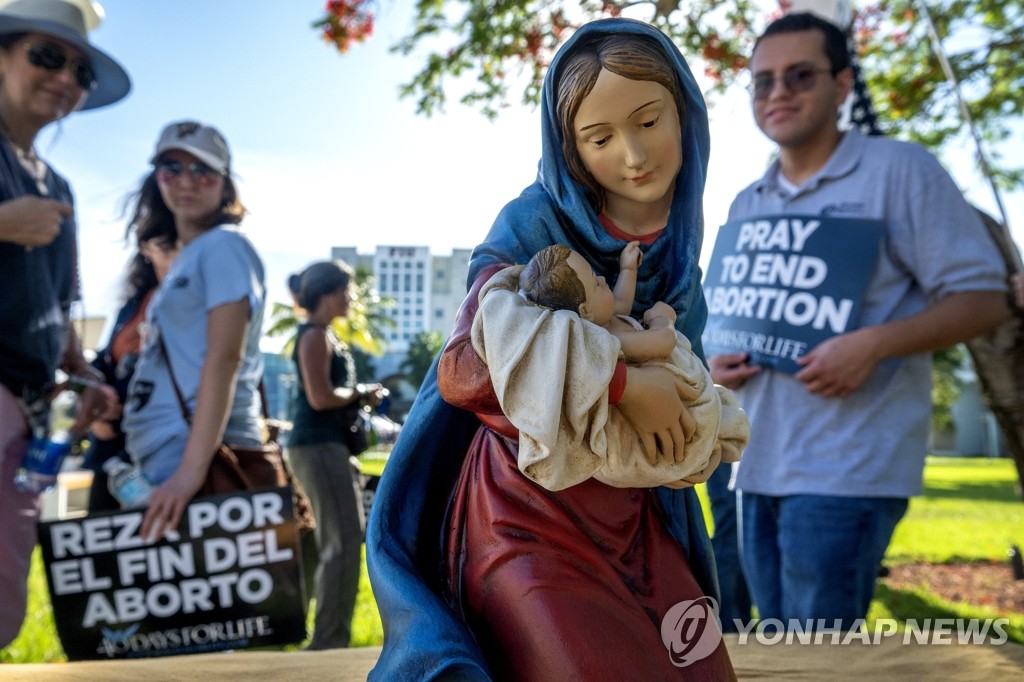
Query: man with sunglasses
[[707, 12, 1009, 631], [0, 0, 129, 650]]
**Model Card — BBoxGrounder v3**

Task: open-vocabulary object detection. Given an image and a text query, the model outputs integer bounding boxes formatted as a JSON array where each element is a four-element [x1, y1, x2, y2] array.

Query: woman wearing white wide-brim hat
[[0, 0, 129, 650]]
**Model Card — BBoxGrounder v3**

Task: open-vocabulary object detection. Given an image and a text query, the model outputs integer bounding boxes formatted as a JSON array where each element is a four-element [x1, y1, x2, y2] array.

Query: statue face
[[573, 68, 681, 229], [566, 250, 615, 326]]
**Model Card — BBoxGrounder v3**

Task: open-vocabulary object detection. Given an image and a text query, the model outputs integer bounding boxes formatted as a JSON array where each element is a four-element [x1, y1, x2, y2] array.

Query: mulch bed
[[881, 561, 1024, 615]]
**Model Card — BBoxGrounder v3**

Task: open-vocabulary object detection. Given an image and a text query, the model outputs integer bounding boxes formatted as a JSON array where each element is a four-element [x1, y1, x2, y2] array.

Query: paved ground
[[3, 635, 1023, 680]]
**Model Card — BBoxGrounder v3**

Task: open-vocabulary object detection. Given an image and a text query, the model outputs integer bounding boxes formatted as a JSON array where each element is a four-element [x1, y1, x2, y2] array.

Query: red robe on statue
[[438, 267, 736, 681]]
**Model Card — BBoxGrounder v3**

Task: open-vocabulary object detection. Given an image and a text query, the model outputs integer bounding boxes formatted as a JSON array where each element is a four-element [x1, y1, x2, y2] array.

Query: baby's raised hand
[[619, 240, 642, 271]]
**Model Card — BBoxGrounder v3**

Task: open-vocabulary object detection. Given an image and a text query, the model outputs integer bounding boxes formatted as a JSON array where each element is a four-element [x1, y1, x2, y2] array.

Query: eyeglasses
[[154, 159, 225, 185], [750, 65, 833, 101], [25, 42, 96, 91]]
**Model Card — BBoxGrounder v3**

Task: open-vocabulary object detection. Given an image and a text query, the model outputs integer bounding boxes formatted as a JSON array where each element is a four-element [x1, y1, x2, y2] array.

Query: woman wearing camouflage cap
[[120, 120, 267, 545]]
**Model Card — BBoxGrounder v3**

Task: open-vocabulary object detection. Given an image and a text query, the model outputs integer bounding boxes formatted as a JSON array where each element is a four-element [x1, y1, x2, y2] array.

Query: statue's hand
[[617, 364, 699, 463]]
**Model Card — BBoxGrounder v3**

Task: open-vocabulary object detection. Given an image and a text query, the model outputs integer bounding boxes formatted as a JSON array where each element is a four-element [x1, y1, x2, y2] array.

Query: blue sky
[[37, 0, 1024, 338]]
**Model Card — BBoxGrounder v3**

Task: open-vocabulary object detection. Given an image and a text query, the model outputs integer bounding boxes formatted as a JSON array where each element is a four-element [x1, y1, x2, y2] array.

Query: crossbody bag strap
[[156, 331, 256, 491], [157, 332, 192, 426]]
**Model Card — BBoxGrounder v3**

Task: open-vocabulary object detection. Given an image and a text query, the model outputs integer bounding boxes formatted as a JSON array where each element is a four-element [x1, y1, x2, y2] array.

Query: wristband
[[67, 369, 104, 394]]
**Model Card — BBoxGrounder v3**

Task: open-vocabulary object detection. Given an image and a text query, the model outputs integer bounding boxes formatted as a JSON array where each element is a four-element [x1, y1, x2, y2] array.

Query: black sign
[[702, 215, 884, 373], [39, 488, 306, 660]]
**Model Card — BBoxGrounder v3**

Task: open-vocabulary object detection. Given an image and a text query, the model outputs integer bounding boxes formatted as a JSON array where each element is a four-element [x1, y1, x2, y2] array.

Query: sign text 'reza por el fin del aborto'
[[39, 488, 306, 660]]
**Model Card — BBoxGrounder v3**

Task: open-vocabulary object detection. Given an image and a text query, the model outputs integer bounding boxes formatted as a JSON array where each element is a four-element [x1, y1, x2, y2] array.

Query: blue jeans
[[741, 492, 907, 630], [706, 463, 752, 631]]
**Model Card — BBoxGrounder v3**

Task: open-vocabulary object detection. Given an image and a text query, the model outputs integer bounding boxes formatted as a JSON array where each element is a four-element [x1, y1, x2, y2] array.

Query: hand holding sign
[[141, 467, 207, 544], [708, 352, 762, 391], [795, 325, 883, 398]]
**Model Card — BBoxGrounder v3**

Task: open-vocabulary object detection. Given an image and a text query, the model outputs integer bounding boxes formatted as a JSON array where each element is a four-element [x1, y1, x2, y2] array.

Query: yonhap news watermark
[[729, 618, 1012, 646], [659, 597, 1012, 668]]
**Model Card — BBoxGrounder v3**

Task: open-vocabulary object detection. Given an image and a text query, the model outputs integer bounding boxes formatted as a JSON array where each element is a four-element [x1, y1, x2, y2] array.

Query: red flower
[[315, 0, 376, 53]]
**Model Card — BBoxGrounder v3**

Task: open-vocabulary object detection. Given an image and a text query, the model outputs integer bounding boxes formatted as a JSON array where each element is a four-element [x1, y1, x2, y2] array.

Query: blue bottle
[[13, 432, 73, 494]]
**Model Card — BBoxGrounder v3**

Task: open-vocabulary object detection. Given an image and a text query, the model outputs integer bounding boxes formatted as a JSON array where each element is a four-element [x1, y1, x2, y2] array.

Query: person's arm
[[0, 196, 72, 246], [613, 241, 641, 315], [62, 326, 116, 435], [140, 298, 250, 542], [795, 290, 1010, 398]]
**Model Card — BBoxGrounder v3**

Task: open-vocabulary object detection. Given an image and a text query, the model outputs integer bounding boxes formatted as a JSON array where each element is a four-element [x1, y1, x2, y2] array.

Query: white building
[[332, 245, 472, 377]]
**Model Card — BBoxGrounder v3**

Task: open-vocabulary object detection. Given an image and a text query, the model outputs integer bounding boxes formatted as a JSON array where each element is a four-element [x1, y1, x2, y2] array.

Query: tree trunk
[[965, 209, 1024, 500]]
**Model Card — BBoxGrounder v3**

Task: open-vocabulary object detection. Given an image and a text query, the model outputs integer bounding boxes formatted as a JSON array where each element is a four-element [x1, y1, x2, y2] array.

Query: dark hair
[[125, 153, 246, 242], [555, 33, 687, 212], [521, 244, 587, 314], [287, 273, 303, 297], [292, 260, 354, 312], [754, 12, 850, 75], [0, 32, 25, 50], [121, 233, 175, 301], [116, 174, 176, 301]]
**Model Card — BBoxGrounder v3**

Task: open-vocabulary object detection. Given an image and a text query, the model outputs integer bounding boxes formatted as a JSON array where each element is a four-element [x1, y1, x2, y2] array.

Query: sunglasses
[[154, 159, 225, 185], [750, 65, 833, 101], [144, 238, 178, 253], [25, 42, 96, 91]]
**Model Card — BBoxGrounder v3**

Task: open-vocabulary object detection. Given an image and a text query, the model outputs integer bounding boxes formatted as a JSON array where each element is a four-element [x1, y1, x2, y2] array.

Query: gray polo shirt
[[724, 129, 1006, 498]]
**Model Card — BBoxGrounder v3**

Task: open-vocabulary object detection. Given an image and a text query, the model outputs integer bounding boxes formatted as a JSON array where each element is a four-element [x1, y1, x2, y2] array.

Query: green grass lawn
[[3, 455, 1021, 662], [868, 457, 1024, 643], [886, 456, 1024, 563]]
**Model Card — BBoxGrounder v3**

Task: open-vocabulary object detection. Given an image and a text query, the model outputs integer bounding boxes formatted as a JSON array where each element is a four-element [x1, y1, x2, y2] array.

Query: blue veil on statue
[[367, 17, 715, 681]]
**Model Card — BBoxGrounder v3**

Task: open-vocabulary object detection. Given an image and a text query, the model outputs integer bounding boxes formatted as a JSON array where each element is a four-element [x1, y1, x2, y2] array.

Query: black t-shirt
[[0, 136, 78, 401]]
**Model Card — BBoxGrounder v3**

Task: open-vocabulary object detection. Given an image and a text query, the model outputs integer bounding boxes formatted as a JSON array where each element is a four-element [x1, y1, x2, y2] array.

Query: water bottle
[[103, 458, 154, 508], [13, 431, 73, 494]]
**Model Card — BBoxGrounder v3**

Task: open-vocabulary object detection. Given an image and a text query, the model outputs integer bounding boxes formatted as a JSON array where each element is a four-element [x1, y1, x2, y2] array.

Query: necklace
[[13, 144, 49, 195], [0, 113, 48, 194]]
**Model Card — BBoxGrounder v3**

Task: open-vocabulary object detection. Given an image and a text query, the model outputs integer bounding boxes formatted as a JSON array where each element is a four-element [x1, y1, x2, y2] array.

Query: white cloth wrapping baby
[[471, 266, 749, 491]]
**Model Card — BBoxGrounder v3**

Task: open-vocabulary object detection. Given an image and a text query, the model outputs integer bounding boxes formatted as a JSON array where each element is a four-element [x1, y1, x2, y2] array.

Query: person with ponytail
[[286, 259, 384, 649]]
